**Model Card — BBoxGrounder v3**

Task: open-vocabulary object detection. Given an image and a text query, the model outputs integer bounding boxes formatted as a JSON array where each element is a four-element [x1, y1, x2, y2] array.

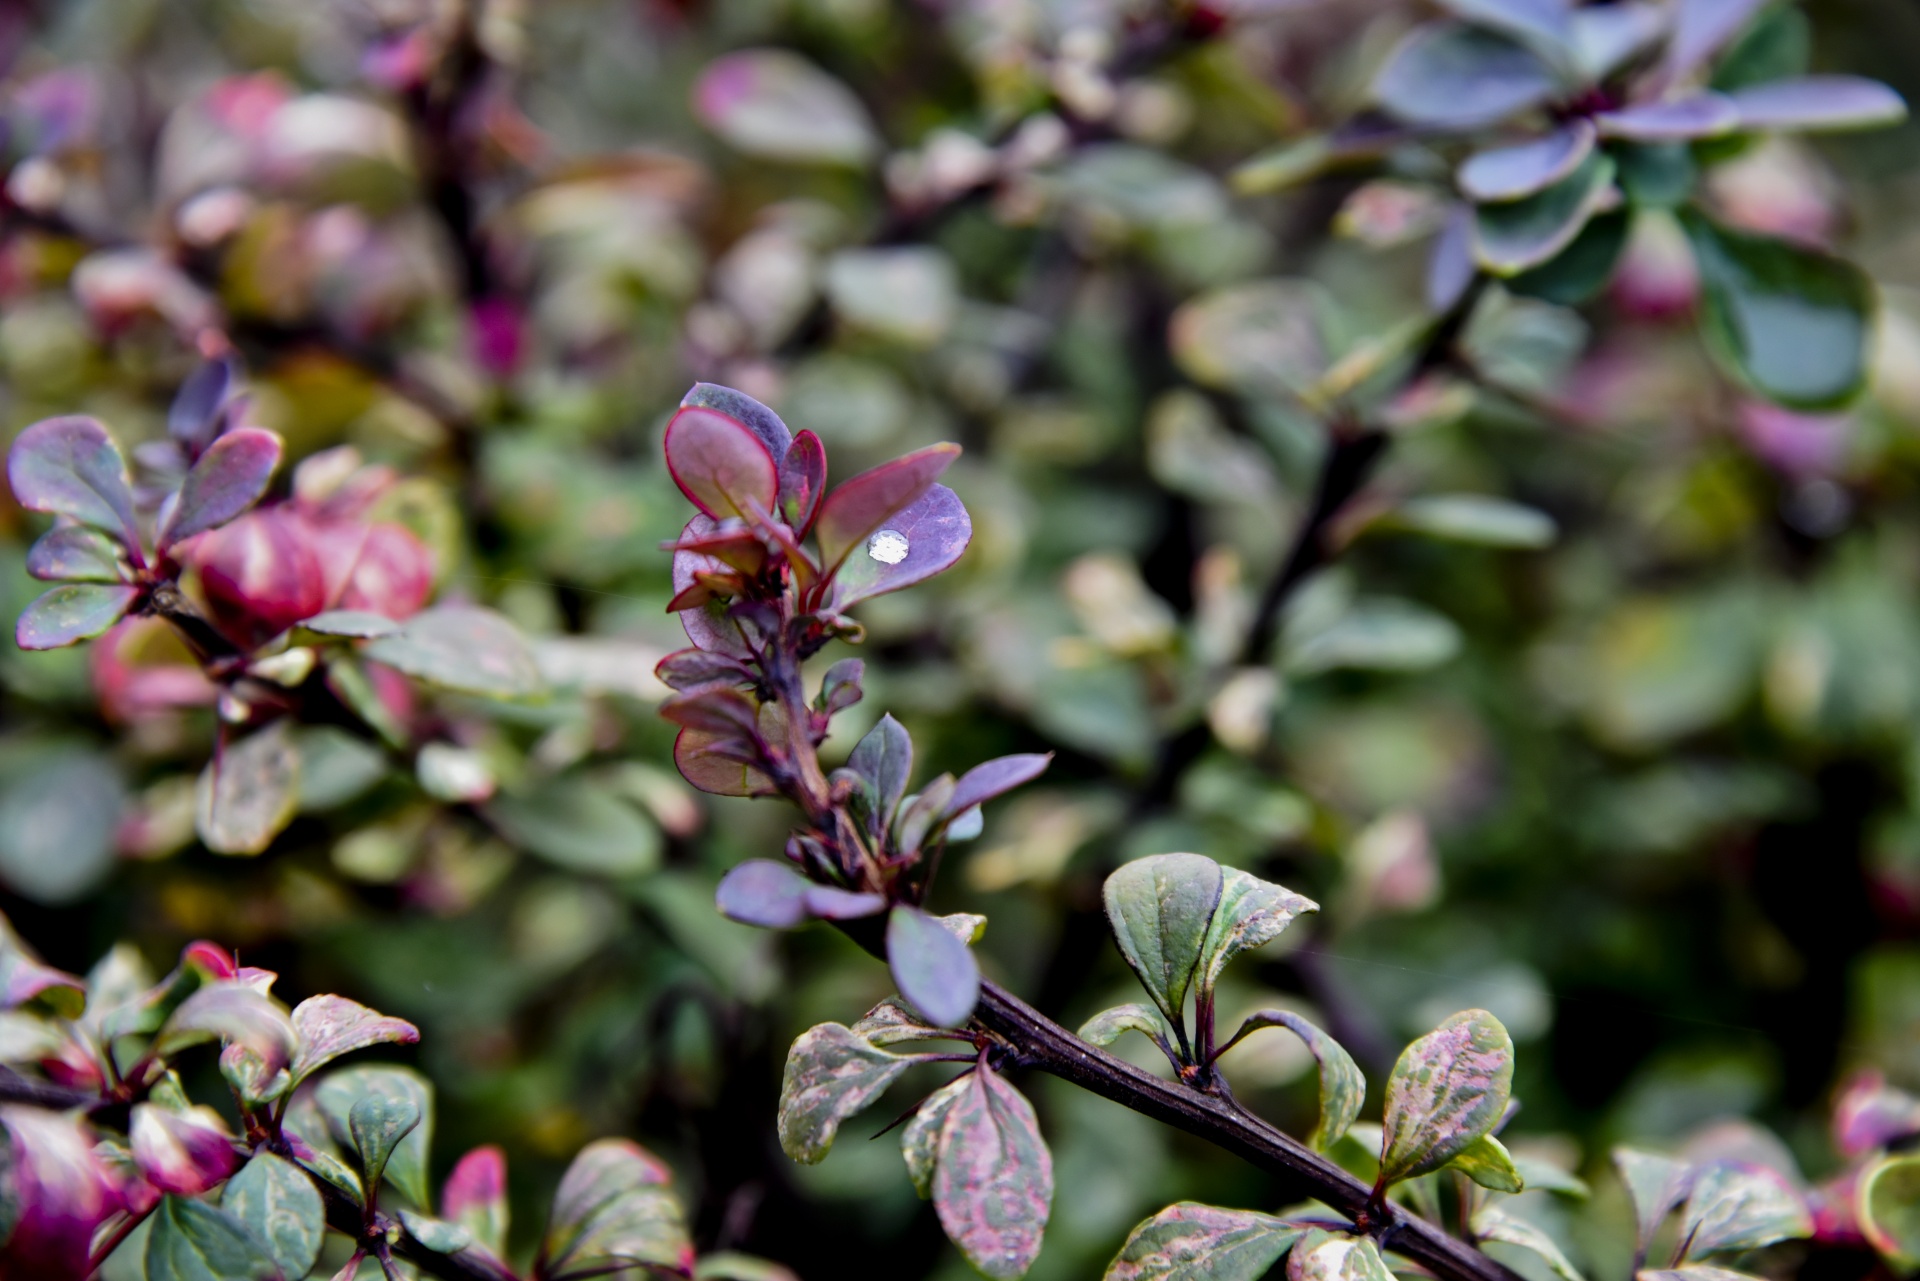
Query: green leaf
[[1101, 853, 1225, 1032], [1473, 1206, 1584, 1281], [145, 1196, 281, 1281], [485, 779, 661, 877], [315, 1066, 433, 1208], [696, 1253, 801, 1281], [1616, 146, 1697, 208], [848, 714, 914, 821], [1508, 210, 1631, 305], [0, 749, 125, 906], [1859, 1154, 1920, 1268], [153, 982, 299, 1077], [397, 1210, 473, 1254], [1681, 210, 1874, 410], [1104, 1202, 1306, 1281], [692, 49, 879, 167], [1445, 1133, 1524, 1192], [1287, 1229, 1395, 1281], [1393, 495, 1558, 548], [932, 1060, 1053, 1280], [1214, 1010, 1364, 1150], [1678, 1161, 1813, 1259], [1285, 598, 1463, 675], [1196, 867, 1317, 998], [1378, 1009, 1515, 1186], [1372, 24, 1561, 129], [1614, 1148, 1691, 1250], [1078, 1004, 1173, 1052], [222, 1152, 324, 1281], [196, 721, 301, 857], [541, 1139, 692, 1279], [904, 1073, 973, 1198], [777, 1022, 914, 1163], [362, 605, 545, 700], [1513, 1156, 1590, 1198], [1473, 152, 1617, 276], [1638, 1268, 1765, 1281]]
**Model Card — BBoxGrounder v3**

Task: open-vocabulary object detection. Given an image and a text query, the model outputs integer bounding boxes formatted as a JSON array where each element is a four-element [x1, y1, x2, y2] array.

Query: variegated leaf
[[1106, 1202, 1306, 1281], [1615, 1148, 1691, 1249], [290, 994, 419, 1083], [777, 1022, 913, 1163], [1474, 1206, 1584, 1281], [1446, 1133, 1524, 1193], [933, 1061, 1053, 1279], [1102, 853, 1224, 1030], [1287, 1229, 1393, 1281], [1378, 1009, 1513, 1185], [903, 1073, 972, 1198], [1195, 867, 1317, 998], [1214, 1009, 1363, 1150], [1678, 1161, 1812, 1259]]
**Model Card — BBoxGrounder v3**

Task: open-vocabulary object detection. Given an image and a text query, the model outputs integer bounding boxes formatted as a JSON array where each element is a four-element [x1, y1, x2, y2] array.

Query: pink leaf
[[159, 426, 283, 549], [664, 405, 779, 520], [681, 381, 792, 461], [337, 522, 435, 618], [813, 443, 959, 577], [780, 431, 827, 533], [186, 508, 330, 646], [828, 482, 972, 607], [290, 994, 420, 1083], [130, 1103, 239, 1196], [8, 415, 142, 555], [0, 1106, 125, 1277], [933, 1061, 1053, 1279], [443, 1145, 509, 1258]]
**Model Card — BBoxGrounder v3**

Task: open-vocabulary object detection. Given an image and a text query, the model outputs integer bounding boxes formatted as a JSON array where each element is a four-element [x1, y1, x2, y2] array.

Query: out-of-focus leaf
[[155, 981, 298, 1078], [1285, 598, 1463, 675], [222, 1152, 324, 1281], [1170, 279, 1335, 399], [693, 49, 878, 166], [696, 1253, 800, 1281], [159, 428, 282, 548], [1615, 1148, 1693, 1249], [1436, 0, 1573, 55], [1429, 205, 1479, 312], [933, 1060, 1052, 1280], [363, 605, 545, 699], [16, 583, 139, 649], [1392, 495, 1558, 548], [486, 779, 660, 877], [1727, 76, 1907, 132], [1571, 2, 1666, 80], [823, 247, 959, 346], [299, 610, 400, 638], [443, 1146, 510, 1259], [829, 483, 972, 608], [815, 444, 960, 576], [169, 356, 240, 451], [541, 1139, 692, 1280], [1103, 853, 1224, 1030], [1105, 1202, 1306, 1281], [1639, 1269, 1763, 1281], [26, 526, 129, 583], [777, 1022, 914, 1163], [715, 859, 886, 927], [1473, 1207, 1584, 1281], [1216, 1010, 1363, 1150], [1287, 1229, 1394, 1281], [1679, 1161, 1813, 1258], [197, 720, 300, 857], [7, 415, 142, 551], [1474, 152, 1616, 276], [1196, 867, 1316, 997], [1860, 1154, 1920, 1268], [1834, 1073, 1920, 1157], [145, 1195, 280, 1281], [1597, 94, 1739, 140], [1459, 123, 1596, 202], [1681, 210, 1873, 410], [131, 1104, 240, 1196], [0, 751, 125, 905], [289, 994, 419, 1083], [1664, 0, 1771, 86], [1446, 1133, 1525, 1192], [1378, 1009, 1514, 1185], [888, 904, 980, 1028], [1509, 209, 1631, 304], [1372, 24, 1560, 129], [315, 1066, 433, 1208]]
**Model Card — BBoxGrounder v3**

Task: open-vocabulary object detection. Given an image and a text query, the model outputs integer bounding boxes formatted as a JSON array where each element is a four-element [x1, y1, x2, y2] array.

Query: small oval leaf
[[932, 1061, 1053, 1280], [1378, 1009, 1515, 1186]]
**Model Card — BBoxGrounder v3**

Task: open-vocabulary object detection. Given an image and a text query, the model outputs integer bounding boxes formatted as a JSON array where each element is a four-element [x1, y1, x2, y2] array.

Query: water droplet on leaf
[[867, 528, 910, 564]]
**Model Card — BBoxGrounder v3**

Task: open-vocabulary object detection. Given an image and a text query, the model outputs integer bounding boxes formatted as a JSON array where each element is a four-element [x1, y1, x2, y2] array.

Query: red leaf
[[814, 443, 960, 577], [664, 405, 779, 520], [674, 726, 776, 797], [337, 522, 435, 618], [828, 483, 971, 607], [185, 508, 330, 646], [780, 431, 827, 533]]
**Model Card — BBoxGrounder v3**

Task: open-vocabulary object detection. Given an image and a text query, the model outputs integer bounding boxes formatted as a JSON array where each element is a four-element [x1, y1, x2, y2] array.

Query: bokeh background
[[3, 0, 1919, 1277]]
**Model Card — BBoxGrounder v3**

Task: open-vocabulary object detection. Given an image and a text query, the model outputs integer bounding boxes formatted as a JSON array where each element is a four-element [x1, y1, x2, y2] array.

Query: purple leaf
[[1434, 0, 1574, 55], [664, 517, 770, 576], [674, 726, 776, 797], [26, 525, 129, 583], [656, 646, 755, 691], [717, 859, 815, 928], [849, 714, 914, 821], [0, 1106, 125, 1278], [780, 430, 827, 533], [805, 885, 887, 919], [130, 1103, 240, 1195], [828, 483, 973, 608], [1106, 1202, 1306, 1281], [0, 920, 85, 1014], [159, 426, 283, 549], [664, 405, 780, 521], [290, 994, 420, 1083], [1378, 1008, 1514, 1185], [1569, 2, 1665, 81], [1458, 123, 1596, 202], [169, 355, 242, 453], [659, 683, 764, 737], [814, 443, 961, 577], [888, 904, 980, 1028], [1596, 93, 1739, 140], [680, 381, 793, 462], [16, 583, 139, 650], [1427, 205, 1477, 313], [443, 1146, 510, 1259], [1728, 76, 1907, 133], [932, 1060, 1053, 1279], [672, 516, 755, 659], [948, 753, 1052, 818], [1372, 23, 1560, 129], [1834, 1072, 1920, 1158], [816, 658, 864, 716], [8, 415, 142, 553], [1663, 0, 1770, 86]]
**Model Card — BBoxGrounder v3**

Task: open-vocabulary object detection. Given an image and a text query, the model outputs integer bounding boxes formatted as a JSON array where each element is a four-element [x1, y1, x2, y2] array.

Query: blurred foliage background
[[3, 0, 1920, 1276]]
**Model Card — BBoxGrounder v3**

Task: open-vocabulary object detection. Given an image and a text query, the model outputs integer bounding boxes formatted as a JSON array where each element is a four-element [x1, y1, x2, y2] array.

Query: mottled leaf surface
[[1105, 1202, 1305, 1281], [541, 1138, 691, 1279], [146, 1196, 281, 1281], [1474, 1207, 1584, 1281], [16, 583, 138, 649], [777, 1022, 914, 1163], [1102, 853, 1224, 1028], [155, 981, 298, 1074], [1447, 1133, 1525, 1192], [1679, 1161, 1813, 1258], [889, 904, 981, 1028], [1287, 1229, 1394, 1281], [223, 1152, 324, 1281], [290, 994, 420, 1083], [904, 1073, 972, 1197], [933, 1061, 1053, 1280], [26, 525, 128, 583], [1196, 867, 1316, 997], [1379, 1009, 1514, 1184]]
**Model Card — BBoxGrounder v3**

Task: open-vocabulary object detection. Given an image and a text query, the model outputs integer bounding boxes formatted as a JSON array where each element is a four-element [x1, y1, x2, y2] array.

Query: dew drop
[[867, 528, 910, 565]]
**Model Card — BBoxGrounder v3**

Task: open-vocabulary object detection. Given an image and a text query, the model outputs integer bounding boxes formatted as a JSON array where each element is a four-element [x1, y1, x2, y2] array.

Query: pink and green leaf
[[1378, 1008, 1514, 1185], [7, 415, 143, 555], [16, 583, 139, 649], [777, 1022, 915, 1163], [1106, 1202, 1306, 1281], [933, 1061, 1053, 1280], [443, 1146, 510, 1259], [26, 525, 130, 583], [290, 994, 421, 1083]]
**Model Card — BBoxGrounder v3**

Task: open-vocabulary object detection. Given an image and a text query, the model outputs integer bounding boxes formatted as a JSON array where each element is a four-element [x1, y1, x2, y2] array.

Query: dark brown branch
[[974, 982, 1523, 1281]]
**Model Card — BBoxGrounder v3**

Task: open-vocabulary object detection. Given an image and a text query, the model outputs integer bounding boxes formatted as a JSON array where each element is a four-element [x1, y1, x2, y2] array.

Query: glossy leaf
[[197, 720, 300, 857], [1474, 152, 1616, 276], [1078, 1003, 1173, 1052], [948, 753, 1052, 818], [849, 714, 914, 820], [541, 1139, 692, 1280], [0, 1106, 124, 1276], [299, 609, 400, 638], [444, 1146, 510, 1259], [1378, 1009, 1514, 1185], [827, 482, 973, 608], [1615, 1148, 1692, 1249], [155, 981, 299, 1074], [1106, 1202, 1306, 1281], [1678, 1161, 1813, 1258], [1597, 94, 1739, 140], [1287, 1229, 1394, 1281], [1473, 1207, 1584, 1281], [145, 1195, 280, 1281], [664, 404, 781, 523], [1447, 1133, 1525, 1192], [398, 1210, 474, 1255], [315, 1066, 433, 1208], [1459, 123, 1596, 202], [693, 48, 879, 166], [933, 1060, 1053, 1280], [1196, 867, 1316, 997], [814, 443, 961, 577], [681, 381, 793, 461], [780, 430, 827, 532], [16, 583, 138, 649], [223, 1152, 325, 1281], [889, 904, 981, 1028], [363, 605, 545, 699], [8, 415, 142, 551], [26, 525, 128, 583], [904, 1073, 973, 1197], [1102, 853, 1225, 1029], [1860, 1154, 1920, 1267], [777, 1022, 914, 1163], [1682, 211, 1873, 410], [1372, 24, 1560, 129], [1728, 76, 1906, 132], [1215, 1010, 1363, 1150], [289, 994, 420, 1083], [160, 427, 282, 548]]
